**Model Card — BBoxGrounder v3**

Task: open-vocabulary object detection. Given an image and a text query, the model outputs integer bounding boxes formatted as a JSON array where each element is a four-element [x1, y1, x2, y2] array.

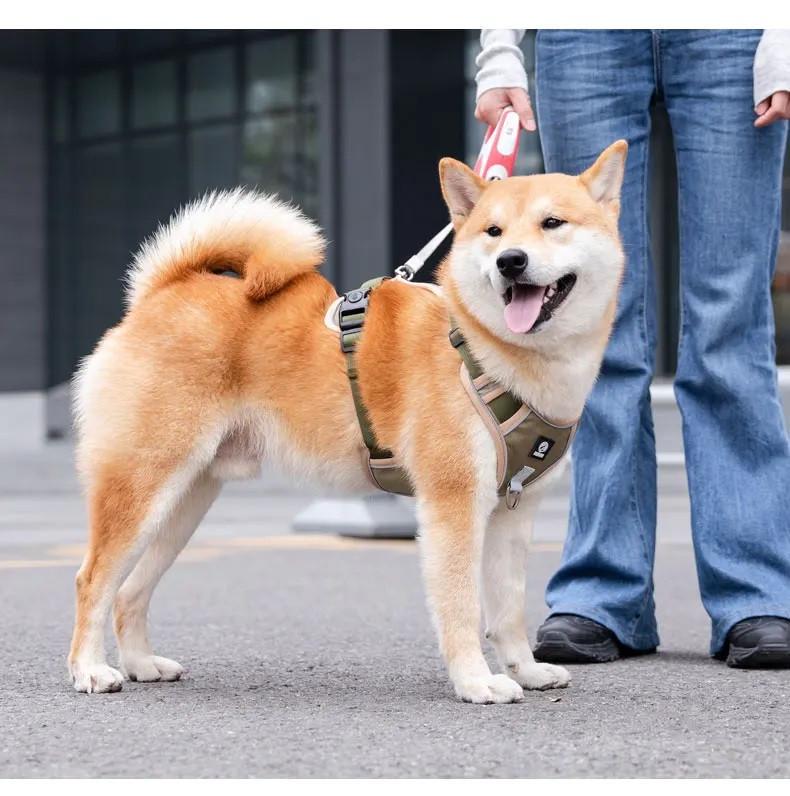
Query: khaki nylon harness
[[338, 278, 578, 510]]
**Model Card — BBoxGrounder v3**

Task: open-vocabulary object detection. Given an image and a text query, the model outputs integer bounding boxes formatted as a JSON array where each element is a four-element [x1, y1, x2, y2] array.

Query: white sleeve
[[475, 29, 528, 101], [753, 29, 790, 106]]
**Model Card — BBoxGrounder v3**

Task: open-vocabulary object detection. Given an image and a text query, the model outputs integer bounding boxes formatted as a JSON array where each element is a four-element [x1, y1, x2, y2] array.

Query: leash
[[394, 108, 523, 282]]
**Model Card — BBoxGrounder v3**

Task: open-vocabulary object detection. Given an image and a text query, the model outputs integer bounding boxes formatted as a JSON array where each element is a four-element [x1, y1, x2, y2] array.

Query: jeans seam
[[625, 131, 655, 642], [651, 31, 661, 89], [674, 150, 688, 371]]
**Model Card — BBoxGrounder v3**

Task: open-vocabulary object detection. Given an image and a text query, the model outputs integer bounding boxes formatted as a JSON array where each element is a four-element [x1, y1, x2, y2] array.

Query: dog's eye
[[485, 225, 502, 237], [542, 217, 566, 230]]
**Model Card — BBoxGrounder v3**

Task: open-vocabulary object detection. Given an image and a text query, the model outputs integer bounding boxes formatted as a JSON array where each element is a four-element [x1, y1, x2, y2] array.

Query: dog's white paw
[[508, 661, 571, 690], [121, 654, 184, 683], [70, 661, 124, 694], [454, 673, 525, 704]]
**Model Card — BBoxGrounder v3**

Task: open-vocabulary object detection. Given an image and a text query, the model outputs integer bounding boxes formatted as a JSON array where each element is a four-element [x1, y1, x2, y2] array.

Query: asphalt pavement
[[1, 443, 789, 778]]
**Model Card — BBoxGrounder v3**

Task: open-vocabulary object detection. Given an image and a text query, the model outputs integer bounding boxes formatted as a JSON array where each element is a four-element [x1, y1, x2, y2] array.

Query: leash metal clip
[[394, 263, 415, 281], [505, 481, 522, 511], [505, 465, 536, 510]]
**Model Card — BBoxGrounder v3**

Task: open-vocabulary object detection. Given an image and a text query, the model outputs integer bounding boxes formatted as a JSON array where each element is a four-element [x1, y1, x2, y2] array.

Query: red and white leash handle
[[473, 106, 521, 180], [396, 107, 521, 280]]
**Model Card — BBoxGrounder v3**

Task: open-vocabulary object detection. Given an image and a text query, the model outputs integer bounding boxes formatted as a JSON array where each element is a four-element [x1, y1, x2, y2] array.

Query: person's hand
[[754, 91, 790, 127], [475, 87, 536, 132]]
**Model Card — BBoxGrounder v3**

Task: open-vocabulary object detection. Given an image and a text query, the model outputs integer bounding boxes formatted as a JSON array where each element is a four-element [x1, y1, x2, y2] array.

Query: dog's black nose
[[496, 248, 528, 279]]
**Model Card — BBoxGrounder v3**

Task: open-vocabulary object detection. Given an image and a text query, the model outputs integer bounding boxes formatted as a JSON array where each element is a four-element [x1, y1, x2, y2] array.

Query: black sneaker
[[534, 613, 655, 664], [719, 616, 790, 669]]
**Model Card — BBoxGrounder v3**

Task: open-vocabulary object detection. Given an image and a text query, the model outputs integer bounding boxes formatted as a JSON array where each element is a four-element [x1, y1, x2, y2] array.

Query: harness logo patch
[[530, 436, 555, 461]]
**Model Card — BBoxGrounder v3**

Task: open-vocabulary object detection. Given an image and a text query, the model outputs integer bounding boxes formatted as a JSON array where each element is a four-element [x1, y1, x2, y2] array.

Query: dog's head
[[439, 141, 627, 348]]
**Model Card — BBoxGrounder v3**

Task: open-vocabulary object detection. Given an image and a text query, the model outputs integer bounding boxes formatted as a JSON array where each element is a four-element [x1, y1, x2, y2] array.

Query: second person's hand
[[475, 87, 536, 132], [754, 91, 790, 127]]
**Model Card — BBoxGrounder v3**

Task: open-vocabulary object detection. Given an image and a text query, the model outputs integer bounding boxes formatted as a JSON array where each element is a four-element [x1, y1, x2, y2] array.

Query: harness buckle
[[339, 288, 371, 353]]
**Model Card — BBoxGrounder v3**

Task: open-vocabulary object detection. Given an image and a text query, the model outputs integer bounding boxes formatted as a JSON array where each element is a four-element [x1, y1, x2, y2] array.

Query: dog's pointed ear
[[580, 140, 628, 207], [439, 158, 486, 230]]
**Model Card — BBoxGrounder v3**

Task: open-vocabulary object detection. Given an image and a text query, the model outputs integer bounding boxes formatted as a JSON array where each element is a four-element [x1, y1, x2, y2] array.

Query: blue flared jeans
[[534, 29, 790, 654]]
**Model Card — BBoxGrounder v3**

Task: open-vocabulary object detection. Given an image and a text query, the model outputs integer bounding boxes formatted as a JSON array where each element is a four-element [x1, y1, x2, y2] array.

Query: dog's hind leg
[[481, 497, 570, 691], [68, 437, 220, 694], [113, 470, 221, 683]]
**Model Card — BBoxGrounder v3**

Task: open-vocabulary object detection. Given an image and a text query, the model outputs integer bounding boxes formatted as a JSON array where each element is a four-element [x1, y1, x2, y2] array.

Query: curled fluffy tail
[[125, 188, 325, 308]]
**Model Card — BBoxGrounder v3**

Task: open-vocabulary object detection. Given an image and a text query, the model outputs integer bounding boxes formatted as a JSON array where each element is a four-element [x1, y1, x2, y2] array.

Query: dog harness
[[337, 278, 578, 509]]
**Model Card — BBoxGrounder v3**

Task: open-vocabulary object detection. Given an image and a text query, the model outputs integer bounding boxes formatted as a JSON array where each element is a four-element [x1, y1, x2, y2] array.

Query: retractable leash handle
[[395, 107, 522, 280], [473, 106, 521, 180]]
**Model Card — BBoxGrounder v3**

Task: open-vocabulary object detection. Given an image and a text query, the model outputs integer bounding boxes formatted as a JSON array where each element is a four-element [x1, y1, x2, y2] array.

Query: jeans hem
[[710, 605, 790, 656], [547, 605, 660, 651]]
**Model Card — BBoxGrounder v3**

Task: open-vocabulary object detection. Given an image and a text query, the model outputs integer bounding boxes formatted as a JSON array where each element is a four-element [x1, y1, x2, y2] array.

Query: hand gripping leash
[[394, 107, 522, 281]]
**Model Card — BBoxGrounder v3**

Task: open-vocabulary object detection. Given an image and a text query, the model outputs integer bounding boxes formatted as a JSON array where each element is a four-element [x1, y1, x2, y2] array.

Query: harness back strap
[[339, 278, 414, 496]]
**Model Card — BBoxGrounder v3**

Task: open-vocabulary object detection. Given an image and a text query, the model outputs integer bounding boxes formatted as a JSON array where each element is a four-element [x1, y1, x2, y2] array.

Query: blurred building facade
[[0, 30, 788, 442]]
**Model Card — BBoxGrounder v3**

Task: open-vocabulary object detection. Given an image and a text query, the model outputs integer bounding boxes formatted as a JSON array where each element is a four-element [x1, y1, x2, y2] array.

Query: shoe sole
[[533, 634, 621, 664], [726, 643, 790, 669]]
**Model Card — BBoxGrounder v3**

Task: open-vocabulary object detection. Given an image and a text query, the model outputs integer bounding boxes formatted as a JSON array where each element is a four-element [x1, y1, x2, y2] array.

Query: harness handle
[[396, 107, 522, 281]]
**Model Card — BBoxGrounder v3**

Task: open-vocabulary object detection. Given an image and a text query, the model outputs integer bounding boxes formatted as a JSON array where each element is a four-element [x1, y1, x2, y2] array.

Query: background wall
[[0, 69, 46, 391]]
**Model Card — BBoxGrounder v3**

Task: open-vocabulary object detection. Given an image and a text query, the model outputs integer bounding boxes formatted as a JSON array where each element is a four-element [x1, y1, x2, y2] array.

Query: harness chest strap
[[338, 280, 578, 508], [448, 325, 578, 508]]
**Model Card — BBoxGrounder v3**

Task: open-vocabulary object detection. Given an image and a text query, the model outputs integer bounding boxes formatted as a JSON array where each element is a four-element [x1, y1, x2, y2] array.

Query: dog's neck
[[442, 277, 614, 426]]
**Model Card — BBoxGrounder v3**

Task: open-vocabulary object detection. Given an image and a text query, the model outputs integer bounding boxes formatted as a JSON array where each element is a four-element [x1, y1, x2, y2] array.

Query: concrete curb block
[[292, 493, 418, 538]]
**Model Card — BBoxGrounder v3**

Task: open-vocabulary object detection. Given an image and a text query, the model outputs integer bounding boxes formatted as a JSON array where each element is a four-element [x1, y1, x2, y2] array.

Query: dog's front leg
[[418, 494, 524, 704], [481, 496, 570, 691]]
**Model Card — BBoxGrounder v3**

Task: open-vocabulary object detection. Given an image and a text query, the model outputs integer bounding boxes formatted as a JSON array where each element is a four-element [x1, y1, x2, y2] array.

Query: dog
[[68, 140, 627, 703]]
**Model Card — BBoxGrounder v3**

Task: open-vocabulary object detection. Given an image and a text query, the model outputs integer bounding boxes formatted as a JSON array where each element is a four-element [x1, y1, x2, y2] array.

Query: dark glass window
[[53, 78, 69, 143], [127, 30, 179, 57], [47, 32, 317, 385], [76, 70, 121, 138], [242, 115, 298, 197], [74, 31, 121, 65], [48, 146, 74, 385], [246, 37, 298, 113], [189, 125, 238, 196], [73, 142, 126, 355], [129, 134, 184, 246], [243, 35, 317, 215], [187, 30, 235, 46], [187, 47, 236, 121], [131, 59, 178, 129]]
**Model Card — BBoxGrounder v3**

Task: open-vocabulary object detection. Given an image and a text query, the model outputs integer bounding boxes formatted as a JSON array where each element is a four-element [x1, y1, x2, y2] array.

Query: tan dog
[[68, 140, 627, 703]]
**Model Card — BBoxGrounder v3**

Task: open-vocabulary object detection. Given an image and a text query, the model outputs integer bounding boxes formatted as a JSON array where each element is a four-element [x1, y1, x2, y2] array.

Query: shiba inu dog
[[68, 140, 627, 703]]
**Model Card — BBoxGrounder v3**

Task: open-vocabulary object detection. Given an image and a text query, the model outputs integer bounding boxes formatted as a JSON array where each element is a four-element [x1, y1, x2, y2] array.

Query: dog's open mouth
[[502, 273, 577, 334]]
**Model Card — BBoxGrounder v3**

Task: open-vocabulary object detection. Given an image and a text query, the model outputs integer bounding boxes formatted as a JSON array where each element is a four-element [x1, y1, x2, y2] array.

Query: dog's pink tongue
[[504, 285, 544, 333]]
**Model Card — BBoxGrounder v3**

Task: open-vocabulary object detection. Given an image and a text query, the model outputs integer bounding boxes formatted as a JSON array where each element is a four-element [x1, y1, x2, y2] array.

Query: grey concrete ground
[[1, 443, 789, 778]]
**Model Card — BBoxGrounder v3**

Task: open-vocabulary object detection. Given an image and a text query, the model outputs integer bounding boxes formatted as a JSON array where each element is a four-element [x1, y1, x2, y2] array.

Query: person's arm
[[474, 29, 536, 132], [753, 29, 790, 127]]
